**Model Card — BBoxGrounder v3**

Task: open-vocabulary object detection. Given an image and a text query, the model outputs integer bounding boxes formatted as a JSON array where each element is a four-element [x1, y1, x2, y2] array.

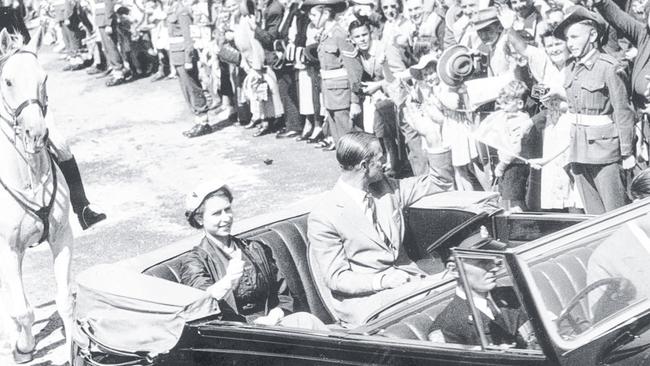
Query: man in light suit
[[308, 130, 454, 326]]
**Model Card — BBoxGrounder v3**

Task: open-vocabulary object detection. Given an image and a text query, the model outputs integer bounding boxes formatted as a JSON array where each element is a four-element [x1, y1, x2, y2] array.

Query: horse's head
[[0, 29, 48, 154]]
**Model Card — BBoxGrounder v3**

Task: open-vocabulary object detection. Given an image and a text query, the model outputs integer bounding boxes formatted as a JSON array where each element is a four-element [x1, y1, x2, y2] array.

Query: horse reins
[[0, 49, 57, 245]]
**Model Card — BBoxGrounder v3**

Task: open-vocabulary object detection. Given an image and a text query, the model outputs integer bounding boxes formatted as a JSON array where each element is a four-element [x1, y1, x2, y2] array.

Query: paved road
[[0, 48, 340, 365]]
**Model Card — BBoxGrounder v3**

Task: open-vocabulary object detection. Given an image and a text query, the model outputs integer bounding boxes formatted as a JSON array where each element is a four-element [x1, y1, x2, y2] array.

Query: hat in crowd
[[553, 5, 606, 42], [350, 0, 376, 6], [409, 52, 438, 80], [471, 7, 500, 31], [437, 45, 475, 87], [185, 179, 232, 216], [301, 0, 348, 12]]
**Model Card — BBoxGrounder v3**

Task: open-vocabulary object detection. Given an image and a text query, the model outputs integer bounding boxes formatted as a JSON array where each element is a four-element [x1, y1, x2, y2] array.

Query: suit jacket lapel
[[333, 182, 387, 249], [371, 179, 403, 248]]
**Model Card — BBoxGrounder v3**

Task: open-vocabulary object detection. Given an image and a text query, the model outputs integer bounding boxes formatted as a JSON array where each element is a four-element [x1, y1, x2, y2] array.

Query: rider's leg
[[56, 157, 106, 229], [48, 123, 106, 229]]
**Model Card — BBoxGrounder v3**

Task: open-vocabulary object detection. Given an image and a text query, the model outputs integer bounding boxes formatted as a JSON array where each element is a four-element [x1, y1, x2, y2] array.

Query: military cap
[[553, 5, 606, 42], [471, 7, 500, 31], [301, 0, 348, 12]]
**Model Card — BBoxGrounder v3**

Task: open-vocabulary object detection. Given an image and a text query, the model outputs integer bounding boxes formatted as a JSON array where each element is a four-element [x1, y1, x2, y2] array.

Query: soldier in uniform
[[167, 0, 211, 138], [302, 0, 363, 149], [552, 6, 635, 214], [93, 0, 129, 85]]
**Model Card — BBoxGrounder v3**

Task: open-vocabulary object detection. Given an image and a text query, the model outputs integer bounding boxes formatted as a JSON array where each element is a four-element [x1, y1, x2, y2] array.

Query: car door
[[500, 205, 650, 366], [172, 319, 551, 366]]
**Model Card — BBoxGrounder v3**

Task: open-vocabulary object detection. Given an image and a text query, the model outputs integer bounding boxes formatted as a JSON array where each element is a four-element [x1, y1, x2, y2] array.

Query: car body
[[74, 190, 640, 366]]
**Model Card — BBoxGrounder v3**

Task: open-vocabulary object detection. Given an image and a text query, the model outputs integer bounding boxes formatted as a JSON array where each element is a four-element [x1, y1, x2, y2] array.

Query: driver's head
[[630, 168, 650, 201], [444, 228, 506, 295]]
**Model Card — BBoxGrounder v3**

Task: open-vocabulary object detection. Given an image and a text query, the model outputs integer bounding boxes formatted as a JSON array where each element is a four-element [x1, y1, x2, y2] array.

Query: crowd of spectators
[[7, 0, 650, 214]]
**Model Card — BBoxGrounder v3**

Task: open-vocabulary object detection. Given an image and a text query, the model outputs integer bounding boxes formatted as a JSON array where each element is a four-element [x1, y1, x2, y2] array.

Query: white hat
[[185, 180, 232, 214]]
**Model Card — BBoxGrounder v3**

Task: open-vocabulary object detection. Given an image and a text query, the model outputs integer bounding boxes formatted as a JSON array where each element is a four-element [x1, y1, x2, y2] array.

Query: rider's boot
[[57, 157, 107, 230]]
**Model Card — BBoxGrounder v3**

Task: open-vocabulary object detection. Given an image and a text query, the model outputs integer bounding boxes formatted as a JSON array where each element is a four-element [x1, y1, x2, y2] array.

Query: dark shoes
[[276, 129, 299, 139], [78, 205, 107, 230], [183, 123, 213, 138], [106, 77, 127, 87], [253, 123, 272, 137]]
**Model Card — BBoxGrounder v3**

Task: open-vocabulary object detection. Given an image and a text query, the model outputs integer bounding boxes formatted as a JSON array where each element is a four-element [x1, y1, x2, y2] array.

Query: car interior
[[140, 204, 589, 345], [141, 207, 495, 326]]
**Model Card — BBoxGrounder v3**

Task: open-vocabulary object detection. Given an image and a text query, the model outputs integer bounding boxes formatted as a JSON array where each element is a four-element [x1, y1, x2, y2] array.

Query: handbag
[[217, 42, 241, 65]]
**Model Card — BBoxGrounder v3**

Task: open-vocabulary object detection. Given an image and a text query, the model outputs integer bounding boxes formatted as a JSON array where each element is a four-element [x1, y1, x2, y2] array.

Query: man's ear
[[588, 28, 599, 44], [359, 159, 369, 170]]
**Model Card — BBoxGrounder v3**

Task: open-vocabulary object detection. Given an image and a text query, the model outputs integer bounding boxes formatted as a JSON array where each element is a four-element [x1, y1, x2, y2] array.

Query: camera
[[531, 84, 550, 99]]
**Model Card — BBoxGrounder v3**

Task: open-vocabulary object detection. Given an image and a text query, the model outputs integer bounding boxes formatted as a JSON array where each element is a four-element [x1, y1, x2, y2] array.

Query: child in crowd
[[140, 0, 175, 80], [527, 96, 582, 212], [485, 80, 534, 212]]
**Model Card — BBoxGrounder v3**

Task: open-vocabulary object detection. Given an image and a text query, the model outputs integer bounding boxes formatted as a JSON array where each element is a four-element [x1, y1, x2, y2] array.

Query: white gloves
[[207, 248, 245, 300]]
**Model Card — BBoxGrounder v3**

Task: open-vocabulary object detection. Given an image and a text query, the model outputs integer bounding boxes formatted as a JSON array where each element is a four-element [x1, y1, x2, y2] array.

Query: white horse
[[0, 29, 74, 364]]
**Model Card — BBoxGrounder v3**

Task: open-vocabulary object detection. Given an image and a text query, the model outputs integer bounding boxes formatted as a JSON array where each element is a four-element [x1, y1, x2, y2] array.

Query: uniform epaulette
[[598, 52, 618, 65], [341, 48, 358, 58]]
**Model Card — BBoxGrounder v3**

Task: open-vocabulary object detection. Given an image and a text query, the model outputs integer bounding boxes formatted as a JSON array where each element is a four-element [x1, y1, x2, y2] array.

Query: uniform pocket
[[586, 123, 618, 141], [322, 78, 349, 90], [584, 123, 620, 162], [580, 81, 607, 111], [322, 43, 339, 55]]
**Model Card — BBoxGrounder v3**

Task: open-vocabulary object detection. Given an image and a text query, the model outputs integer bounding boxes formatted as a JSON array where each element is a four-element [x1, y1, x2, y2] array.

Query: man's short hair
[[349, 17, 371, 34], [336, 132, 380, 170]]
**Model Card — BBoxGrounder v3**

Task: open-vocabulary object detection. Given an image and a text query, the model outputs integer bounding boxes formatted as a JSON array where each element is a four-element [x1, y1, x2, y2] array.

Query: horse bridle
[[0, 48, 57, 245], [0, 49, 49, 143]]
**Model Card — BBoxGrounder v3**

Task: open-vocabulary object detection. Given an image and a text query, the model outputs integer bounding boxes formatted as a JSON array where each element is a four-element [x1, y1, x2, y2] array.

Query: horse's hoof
[[12, 347, 34, 364]]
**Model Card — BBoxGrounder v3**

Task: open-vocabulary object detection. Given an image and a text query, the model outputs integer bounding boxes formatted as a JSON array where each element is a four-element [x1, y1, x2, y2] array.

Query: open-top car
[[73, 190, 642, 366]]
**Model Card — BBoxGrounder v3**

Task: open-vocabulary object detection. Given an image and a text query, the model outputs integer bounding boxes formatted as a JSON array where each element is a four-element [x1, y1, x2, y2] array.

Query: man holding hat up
[[553, 6, 635, 214]]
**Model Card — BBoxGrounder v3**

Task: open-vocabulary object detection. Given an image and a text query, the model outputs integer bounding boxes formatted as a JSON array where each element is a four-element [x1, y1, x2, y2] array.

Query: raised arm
[[594, 0, 645, 47]]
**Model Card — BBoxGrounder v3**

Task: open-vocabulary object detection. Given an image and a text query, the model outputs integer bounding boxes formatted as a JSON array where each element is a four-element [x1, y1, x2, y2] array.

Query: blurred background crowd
[[4, 0, 650, 214]]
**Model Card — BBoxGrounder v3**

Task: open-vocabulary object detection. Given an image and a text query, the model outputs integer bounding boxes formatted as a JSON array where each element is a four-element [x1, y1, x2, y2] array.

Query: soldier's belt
[[321, 68, 348, 80], [169, 36, 185, 44], [565, 112, 613, 126]]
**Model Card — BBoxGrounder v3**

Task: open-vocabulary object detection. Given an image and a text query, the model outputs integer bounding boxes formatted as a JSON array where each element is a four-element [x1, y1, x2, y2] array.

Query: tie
[[365, 194, 394, 251]]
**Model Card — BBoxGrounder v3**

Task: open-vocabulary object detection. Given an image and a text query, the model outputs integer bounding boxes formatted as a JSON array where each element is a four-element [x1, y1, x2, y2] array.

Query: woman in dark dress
[[180, 181, 328, 328]]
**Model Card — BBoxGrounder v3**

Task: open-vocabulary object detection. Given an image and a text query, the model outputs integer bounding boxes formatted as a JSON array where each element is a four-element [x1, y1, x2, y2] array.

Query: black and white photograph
[[3, 0, 650, 363]]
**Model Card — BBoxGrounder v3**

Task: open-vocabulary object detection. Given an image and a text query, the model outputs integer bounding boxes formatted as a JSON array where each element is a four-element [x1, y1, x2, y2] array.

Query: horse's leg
[[0, 242, 35, 362], [49, 224, 74, 357]]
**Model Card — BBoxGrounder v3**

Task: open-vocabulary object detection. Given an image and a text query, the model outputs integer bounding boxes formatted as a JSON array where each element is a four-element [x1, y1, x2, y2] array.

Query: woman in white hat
[[180, 181, 328, 329]]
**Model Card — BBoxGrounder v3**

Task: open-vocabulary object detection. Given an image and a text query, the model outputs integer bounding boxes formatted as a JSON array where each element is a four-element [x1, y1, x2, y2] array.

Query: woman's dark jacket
[[179, 236, 294, 323], [596, 0, 650, 108]]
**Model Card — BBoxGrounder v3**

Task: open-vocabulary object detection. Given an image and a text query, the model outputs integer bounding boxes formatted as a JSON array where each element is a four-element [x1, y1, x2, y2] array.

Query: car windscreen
[[524, 211, 650, 348]]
